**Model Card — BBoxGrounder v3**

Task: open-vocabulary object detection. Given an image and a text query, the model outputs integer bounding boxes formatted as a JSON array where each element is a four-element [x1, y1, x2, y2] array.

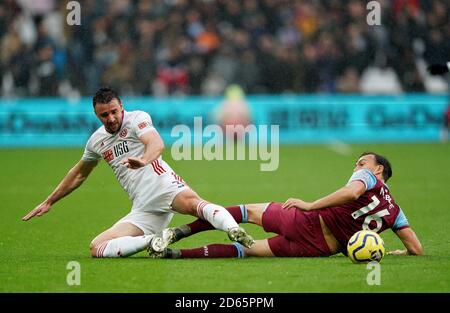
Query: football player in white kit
[[22, 87, 254, 257]]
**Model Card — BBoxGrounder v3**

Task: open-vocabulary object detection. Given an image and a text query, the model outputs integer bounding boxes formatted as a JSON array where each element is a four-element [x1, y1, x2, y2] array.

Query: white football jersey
[[82, 110, 186, 212]]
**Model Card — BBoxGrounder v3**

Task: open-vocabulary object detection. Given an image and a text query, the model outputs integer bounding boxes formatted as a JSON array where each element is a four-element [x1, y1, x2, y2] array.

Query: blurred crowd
[[1, 0, 449, 97]]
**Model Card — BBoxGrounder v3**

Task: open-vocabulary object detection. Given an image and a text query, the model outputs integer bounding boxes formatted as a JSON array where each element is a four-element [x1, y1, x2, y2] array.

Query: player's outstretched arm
[[22, 159, 98, 221], [122, 130, 164, 169], [388, 227, 423, 256], [282, 181, 366, 211]]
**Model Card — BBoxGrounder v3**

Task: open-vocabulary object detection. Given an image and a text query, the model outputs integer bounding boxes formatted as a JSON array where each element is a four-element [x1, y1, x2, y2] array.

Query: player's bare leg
[[90, 222, 165, 258], [244, 239, 275, 257], [162, 203, 269, 245], [170, 189, 255, 248], [245, 203, 267, 226], [150, 239, 275, 259]]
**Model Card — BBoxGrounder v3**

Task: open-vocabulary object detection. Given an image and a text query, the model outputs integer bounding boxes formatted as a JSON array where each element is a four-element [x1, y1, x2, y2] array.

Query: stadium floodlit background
[[1, 0, 450, 293]]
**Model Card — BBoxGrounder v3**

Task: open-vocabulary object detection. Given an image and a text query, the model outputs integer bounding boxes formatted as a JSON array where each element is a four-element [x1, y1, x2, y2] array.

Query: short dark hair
[[359, 151, 393, 182], [93, 87, 121, 107]]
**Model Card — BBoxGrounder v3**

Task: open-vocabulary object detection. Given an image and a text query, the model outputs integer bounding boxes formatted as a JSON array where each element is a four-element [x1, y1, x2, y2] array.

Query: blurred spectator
[[235, 49, 260, 93], [360, 54, 403, 94], [34, 42, 58, 96], [1, 0, 449, 97], [201, 70, 226, 96], [209, 44, 239, 86], [216, 84, 252, 141], [336, 67, 360, 93], [297, 42, 320, 92], [154, 44, 189, 96], [195, 21, 220, 54], [102, 40, 136, 94], [1, 25, 32, 96]]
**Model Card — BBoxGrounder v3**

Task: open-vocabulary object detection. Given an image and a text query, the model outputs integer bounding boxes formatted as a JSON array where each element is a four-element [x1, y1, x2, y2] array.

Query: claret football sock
[[196, 201, 240, 232], [95, 235, 155, 258], [179, 243, 245, 258]]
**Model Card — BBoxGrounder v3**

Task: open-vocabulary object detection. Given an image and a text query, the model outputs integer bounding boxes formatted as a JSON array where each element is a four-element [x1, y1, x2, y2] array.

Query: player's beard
[[106, 121, 119, 133], [106, 111, 124, 134]]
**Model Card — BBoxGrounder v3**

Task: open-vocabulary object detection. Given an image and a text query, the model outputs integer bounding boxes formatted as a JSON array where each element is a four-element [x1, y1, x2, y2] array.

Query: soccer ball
[[347, 230, 385, 263]]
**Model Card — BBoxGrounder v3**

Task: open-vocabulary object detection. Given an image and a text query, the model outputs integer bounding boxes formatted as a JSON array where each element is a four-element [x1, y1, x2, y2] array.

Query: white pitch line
[[326, 139, 352, 156]]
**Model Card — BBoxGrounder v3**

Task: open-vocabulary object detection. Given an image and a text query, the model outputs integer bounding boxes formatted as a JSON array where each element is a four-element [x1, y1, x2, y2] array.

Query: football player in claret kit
[[22, 87, 254, 257], [150, 152, 423, 259]]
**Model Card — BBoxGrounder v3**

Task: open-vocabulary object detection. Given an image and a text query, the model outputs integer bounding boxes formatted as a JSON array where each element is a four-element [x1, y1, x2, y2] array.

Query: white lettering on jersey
[[351, 195, 390, 232]]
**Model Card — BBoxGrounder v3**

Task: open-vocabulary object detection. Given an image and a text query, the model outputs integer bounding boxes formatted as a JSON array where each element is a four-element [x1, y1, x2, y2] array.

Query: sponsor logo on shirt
[[101, 141, 129, 163], [138, 121, 149, 130], [113, 141, 129, 158]]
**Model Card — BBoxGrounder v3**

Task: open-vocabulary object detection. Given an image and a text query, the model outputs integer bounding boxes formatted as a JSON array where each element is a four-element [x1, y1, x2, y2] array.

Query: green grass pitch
[[1, 143, 449, 292]]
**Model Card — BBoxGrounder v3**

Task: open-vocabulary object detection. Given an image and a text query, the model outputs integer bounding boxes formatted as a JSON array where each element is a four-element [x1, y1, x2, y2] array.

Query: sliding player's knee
[[90, 240, 99, 257], [175, 199, 197, 215], [89, 238, 105, 257], [90, 244, 98, 257], [172, 191, 201, 215]]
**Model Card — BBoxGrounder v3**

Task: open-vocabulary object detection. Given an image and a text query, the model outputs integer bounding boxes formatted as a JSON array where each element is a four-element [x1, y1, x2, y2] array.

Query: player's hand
[[386, 249, 408, 256], [121, 157, 147, 169], [282, 198, 312, 211], [22, 201, 52, 221], [427, 63, 449, 75]]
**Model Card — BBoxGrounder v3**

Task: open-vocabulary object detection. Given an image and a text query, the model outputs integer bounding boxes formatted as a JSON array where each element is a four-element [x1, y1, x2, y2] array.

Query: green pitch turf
[[1, 143, 449, 292]]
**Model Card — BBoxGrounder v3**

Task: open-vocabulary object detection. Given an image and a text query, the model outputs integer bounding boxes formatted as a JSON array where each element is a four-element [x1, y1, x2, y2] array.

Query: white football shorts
[[114, 168, 190, 235], [114, 210, 174, 235]]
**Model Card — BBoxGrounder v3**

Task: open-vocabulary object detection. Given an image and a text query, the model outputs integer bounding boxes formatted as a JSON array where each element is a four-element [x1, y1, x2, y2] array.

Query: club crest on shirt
[[138, 121, 149, 130], [119, 128, 128, 138]]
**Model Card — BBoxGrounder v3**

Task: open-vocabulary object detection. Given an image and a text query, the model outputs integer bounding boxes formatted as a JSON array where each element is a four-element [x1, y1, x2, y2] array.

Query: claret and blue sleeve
[[347, 169, 377, 191]]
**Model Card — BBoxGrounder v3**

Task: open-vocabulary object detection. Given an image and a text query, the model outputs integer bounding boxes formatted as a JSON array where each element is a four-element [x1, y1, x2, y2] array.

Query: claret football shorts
[[262, 202, 332, 257]]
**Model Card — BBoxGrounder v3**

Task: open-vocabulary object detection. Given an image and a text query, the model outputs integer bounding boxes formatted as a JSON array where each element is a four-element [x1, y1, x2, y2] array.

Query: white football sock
[[197, 201, 239, 232], [96, 235, 154, 258]]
